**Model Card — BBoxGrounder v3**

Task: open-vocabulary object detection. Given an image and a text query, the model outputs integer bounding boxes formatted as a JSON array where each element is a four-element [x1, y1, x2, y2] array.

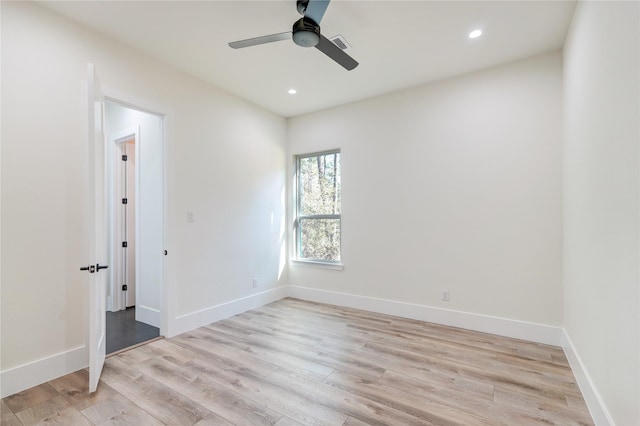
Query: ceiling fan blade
[[315, 34, 359, 70], [304, 0, 330, 25], [228, 32, 291, 49]]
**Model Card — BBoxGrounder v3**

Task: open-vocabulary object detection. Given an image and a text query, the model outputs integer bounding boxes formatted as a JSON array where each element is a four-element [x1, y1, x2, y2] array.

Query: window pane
[[299, 152, 341, 216], [299, 218, 341, 262]]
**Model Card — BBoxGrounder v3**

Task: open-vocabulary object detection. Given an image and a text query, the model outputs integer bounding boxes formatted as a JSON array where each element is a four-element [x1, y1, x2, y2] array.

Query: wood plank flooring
[[1, 298, 594, 425]]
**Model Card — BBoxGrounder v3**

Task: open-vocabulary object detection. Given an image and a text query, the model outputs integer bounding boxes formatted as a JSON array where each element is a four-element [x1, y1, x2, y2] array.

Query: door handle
[[80, 265, 96, 273], [96, 264, 109, 271]]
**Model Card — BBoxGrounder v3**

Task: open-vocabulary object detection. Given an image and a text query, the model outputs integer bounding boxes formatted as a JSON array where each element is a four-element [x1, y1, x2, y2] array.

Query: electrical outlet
[[252, 278, 258, 288], [441, 290, 450, 301]]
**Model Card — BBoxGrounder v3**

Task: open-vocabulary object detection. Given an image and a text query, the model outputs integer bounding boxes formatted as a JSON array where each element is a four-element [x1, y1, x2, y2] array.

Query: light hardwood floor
[[2, 298, 593, 425]]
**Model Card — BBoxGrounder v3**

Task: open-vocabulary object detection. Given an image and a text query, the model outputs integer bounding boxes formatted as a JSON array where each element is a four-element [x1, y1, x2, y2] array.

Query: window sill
[[291, 259, 344, 271]]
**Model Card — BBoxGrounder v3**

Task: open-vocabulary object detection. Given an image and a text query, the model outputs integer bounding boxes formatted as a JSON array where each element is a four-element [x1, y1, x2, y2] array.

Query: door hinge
[[122, 154, 128, 161], [122, 241, 128, 248], [164, 250, 168, 255], [122, 198, 128, 204]]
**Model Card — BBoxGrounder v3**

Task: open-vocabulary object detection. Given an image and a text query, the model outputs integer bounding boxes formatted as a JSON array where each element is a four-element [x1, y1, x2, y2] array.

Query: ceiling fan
[[228, 0, 359, 71]]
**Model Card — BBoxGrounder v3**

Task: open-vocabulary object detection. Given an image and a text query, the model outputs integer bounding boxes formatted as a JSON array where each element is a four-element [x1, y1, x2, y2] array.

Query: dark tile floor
[[106, 307, 160, 354]]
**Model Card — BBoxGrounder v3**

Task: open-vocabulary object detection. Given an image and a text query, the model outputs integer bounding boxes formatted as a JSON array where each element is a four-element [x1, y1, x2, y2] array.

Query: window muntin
[[295, 151, 341, 263]]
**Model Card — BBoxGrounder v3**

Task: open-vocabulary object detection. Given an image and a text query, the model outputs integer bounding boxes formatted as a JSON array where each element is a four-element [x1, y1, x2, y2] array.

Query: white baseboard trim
[[0, 287, 287, 398], [287, 286, 564, 346], [0, 345, 88, 399], [563, 331, 614, 426], [170, 286, 288, 337], [0, 285, 574, 402], [137, 305, 161, 328]]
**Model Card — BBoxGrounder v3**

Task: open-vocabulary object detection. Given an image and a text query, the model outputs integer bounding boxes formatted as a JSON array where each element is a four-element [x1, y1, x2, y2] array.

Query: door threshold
[[106, 336, 164, 358]]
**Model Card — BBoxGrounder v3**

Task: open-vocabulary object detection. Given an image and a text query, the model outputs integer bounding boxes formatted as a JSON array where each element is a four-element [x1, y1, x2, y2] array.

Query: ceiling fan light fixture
[[292, 17, 321, 47], [293, 30, 320, 47], [468, 29, 483, 39]]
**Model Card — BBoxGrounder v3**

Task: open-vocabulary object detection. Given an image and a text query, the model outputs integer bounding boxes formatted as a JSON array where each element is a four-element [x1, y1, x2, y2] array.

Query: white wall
[[1, 1, 287, 397], [4, 5, 637, 421], [288, 51, 563, 329], [563, 1, 640, 425]]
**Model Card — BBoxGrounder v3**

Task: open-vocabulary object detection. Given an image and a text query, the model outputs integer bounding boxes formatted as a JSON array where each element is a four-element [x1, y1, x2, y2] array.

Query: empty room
[[1, 1, 638, 425]]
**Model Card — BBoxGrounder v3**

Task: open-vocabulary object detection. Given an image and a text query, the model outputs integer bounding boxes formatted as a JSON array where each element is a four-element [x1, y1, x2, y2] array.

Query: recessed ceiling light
[[469, 29, 483, 39], [288, 89, 297, 95]]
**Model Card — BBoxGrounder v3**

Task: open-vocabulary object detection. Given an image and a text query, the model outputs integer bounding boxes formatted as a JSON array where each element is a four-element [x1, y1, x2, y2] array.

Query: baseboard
[[170, 286, 288, 337], [0, 287, 287, 399], [137, 304, 161, 328], [0, 285, 569, 401], [287, 286, 564, 346], [0, 345, 88, 398], [563, 331, 614, 425]]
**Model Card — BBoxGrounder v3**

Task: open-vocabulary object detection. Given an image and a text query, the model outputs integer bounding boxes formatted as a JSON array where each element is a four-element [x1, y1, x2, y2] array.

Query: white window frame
[[293, 149, 342, 267]]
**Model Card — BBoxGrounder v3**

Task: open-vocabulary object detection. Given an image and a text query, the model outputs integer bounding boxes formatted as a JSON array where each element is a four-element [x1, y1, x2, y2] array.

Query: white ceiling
[[39, 0, 576, 117]]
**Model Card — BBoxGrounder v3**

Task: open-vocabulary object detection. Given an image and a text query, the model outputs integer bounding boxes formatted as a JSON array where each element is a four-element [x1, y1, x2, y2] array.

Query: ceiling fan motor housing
[[292, 17, 320, 47], [296, 0, 309, 16]]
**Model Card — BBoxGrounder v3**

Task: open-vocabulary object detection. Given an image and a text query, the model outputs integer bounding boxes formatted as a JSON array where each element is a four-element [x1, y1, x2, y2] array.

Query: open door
[[87, 63, 108, 393]]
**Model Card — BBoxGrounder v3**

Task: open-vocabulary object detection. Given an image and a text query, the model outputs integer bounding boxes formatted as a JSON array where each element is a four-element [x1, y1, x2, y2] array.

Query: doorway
[[104, 100, 164, 354]]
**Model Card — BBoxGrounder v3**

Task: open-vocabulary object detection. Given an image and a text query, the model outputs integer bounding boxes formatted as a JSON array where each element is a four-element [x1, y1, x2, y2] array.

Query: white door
[[87, 63, 107, 393]]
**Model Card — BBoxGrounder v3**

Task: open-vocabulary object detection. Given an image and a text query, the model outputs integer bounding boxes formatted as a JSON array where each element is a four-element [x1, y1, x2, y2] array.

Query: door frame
[[108, 126, 140, 313], [102, 87, 173, 339]]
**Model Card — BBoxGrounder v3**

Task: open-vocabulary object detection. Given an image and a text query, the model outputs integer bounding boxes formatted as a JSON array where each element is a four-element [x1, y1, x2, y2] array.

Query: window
[[295, 150, 341, 263]]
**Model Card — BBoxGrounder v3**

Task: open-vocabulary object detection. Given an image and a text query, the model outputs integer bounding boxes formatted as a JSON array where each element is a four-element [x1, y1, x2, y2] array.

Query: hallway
[[106, 307, 159, 354]]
